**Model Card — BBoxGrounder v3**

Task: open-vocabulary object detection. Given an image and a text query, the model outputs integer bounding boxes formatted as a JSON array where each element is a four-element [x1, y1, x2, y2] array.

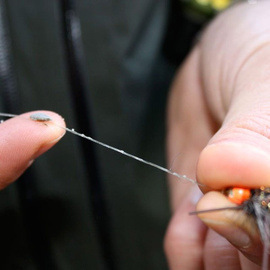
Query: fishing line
[[4, 112, 270, 269], [0, 112, 202, 186]]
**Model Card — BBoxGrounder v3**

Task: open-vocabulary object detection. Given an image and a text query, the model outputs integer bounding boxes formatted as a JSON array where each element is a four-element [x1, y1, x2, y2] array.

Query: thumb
[[197, 1, 270, 190], [197, 44, 270, 190], [0, 111, 66, 189]]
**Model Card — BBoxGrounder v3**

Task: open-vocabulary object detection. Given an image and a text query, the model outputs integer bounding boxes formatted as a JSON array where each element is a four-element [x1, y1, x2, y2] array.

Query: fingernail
[[202, 219, 251, 248], [48, 130, 66, 144]]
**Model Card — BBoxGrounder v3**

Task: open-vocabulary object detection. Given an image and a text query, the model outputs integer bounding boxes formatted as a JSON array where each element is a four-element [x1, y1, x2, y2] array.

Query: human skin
[[0, 111, 66, 190], [165, 2, 270, 269], [1, 3, 270, 270]]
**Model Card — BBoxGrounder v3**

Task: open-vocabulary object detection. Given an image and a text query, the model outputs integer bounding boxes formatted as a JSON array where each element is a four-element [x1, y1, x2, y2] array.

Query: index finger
[[0, 111, 66, 189]]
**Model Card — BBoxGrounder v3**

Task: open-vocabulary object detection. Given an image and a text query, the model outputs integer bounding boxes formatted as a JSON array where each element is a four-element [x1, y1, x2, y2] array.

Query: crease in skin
[[199, 2, 270, 122], [230, 41, 270, 105], [233, 115, 270, 142]]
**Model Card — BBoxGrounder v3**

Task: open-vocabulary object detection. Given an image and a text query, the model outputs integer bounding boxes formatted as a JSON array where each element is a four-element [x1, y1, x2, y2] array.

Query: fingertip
[[24, 110, 67, 157], [197, 192, 259, 240], [0, 110, 66, 189], [197, 142, 270, 189], [197, 192, 262, 261]]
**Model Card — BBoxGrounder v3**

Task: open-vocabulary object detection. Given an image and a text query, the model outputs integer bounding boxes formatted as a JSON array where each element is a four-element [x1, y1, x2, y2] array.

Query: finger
[[164, 187, 206, 270], [197, 191, 264, 266], [239, 253, 262, 270], [197, 3, 270, 190], [194, 4, 270, 267], [198, 1, 270, 124], [0, 111, 66, 189], [196, 44, 270, 266], [204, 229, 241, 270]]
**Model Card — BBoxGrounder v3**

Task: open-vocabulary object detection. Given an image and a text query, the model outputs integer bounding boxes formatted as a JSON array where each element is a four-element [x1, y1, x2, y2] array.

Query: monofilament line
[[56, 125, 199, 185], [0, 112, 18, 118], [0, 112, 200, 185]]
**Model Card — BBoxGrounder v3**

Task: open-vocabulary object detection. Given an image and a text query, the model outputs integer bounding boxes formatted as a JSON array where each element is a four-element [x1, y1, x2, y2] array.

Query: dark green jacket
[[0, 0, 201, 269]]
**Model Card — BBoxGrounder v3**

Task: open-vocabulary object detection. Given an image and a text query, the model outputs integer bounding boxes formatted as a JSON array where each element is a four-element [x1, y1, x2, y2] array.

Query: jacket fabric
[[0, 0, 201, 269]]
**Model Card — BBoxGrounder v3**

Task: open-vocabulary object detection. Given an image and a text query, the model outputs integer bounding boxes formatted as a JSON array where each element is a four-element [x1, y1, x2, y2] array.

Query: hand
[[0, 111, 65, 190], [165, 2, 270, 269]]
